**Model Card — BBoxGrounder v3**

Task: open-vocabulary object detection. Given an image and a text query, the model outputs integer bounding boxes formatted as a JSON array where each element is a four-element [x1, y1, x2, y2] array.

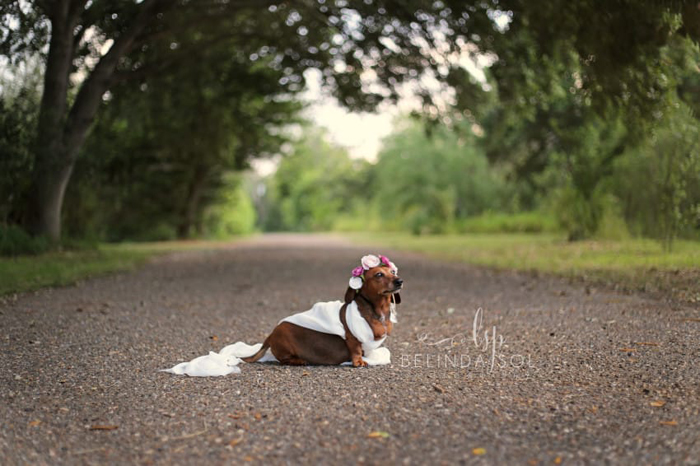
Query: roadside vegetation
[[0, 240, 251, 296], [0, 244, 158, 296], [349, 233, 700, 304], [1, 2, 698, 301]]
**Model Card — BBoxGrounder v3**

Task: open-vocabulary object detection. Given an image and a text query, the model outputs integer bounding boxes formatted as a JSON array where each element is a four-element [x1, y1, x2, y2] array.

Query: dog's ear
[[393, 292, 402, 305], [344, 287, 357, 304]]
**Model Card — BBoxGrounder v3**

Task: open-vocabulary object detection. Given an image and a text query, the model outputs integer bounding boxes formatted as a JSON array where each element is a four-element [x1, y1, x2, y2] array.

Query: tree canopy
[[1, 0, 699, 242]]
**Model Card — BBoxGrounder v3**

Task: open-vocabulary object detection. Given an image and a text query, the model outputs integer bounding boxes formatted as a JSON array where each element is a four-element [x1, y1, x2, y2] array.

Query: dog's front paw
[[352, 358, 368, 368]]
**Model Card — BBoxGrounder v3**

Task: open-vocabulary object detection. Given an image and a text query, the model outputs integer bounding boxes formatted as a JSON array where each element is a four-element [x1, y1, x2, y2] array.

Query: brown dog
[[242, 263, 402, 367]]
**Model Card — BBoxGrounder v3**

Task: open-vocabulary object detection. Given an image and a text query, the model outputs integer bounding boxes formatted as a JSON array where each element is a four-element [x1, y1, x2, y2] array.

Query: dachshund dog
[[242, 258, 403, 367]]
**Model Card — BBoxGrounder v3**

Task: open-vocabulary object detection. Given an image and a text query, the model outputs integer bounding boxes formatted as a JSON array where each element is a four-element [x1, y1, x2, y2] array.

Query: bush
[[552, 186, 607, 241], [203, 175, 257, 238], [372, 119, 508, 235], [611, 105, 700, 248], [0, 225, 51, 256], [594, 196, 631, 240]]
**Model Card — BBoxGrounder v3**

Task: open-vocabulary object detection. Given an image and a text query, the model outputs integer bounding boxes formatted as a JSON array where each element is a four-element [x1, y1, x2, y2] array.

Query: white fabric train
[[162, 300, 397, 377]]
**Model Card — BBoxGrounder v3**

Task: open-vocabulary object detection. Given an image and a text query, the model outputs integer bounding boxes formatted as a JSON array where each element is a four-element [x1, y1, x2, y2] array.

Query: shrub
[[0, 225, 51, 256]]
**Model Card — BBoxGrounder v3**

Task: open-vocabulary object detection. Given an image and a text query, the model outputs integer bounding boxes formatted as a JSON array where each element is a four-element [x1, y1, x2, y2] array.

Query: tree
[[612, 104, 700, 248], [0, 0, 443, 241], [373, 118, 505, 234], [0, 59, 42, 226], [63, 39, 301, 241], [2, 0, 698, 241], [264, 127, 368, 232]]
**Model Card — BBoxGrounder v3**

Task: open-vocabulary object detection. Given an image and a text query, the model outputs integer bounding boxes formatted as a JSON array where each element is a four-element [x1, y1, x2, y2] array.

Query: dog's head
[[344, 254, 403, 305]]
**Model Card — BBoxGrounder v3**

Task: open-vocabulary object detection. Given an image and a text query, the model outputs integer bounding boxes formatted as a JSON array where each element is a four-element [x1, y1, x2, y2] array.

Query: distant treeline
[[261, 114, 700, 249]]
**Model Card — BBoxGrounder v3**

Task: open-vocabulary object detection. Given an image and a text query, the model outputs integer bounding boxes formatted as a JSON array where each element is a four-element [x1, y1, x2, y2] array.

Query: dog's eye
[[375, 272, 384, 278]]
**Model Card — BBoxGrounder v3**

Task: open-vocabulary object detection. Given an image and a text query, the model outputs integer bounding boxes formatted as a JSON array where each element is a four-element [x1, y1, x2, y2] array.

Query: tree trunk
[[177, 167, 209, 239], [25, 0, 162, 242], [26, 1, 75, 241]]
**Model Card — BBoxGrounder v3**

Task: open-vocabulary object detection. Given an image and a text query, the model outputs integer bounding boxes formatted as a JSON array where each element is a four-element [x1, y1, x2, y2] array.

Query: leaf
[[472, 447, 486, 455], [89, 425, 118, 431], [650, 400, 666, 407], [367, 431, 390, 439], [659, 420, 678, 426]]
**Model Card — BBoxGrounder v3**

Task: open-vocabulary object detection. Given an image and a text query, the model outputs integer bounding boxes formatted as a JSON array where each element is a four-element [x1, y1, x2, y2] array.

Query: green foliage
[[457, 211, 558, 234], [331, 205, 386, 233], [373, 119, 507, 234], [62, 34, 299, 242], [612, 104, 700, 248], [0, 245, 159, 295], [264, 127, 371, 232], [541, 109, 627, 241], [2, 1, 699, 245], [0, 59, 41, 225], [203, 175, 257, 239], [0, 225, 50, 256], [263, 119, 515, 236], [476, 1, 699, 132], [593, 199, 631, 242], [553, 187, 630, 241], [3, 0, 698, 119]]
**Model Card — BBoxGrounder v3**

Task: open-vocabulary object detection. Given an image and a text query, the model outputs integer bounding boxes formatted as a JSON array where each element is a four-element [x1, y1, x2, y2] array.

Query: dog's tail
[[241, 337, 270, 363]]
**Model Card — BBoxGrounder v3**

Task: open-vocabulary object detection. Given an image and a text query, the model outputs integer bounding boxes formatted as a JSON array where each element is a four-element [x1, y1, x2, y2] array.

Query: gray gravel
[[1, 234, 699, 465]]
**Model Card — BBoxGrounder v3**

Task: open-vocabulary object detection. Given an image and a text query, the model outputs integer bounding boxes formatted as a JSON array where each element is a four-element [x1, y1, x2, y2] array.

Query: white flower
[[361, 254, 381, 270], [389, 261, 398, 274], [349, 276, 363, 290]]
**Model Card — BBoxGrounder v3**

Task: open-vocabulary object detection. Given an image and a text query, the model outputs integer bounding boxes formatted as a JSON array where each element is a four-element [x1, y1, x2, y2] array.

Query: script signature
[[416, 308, 509, 372]]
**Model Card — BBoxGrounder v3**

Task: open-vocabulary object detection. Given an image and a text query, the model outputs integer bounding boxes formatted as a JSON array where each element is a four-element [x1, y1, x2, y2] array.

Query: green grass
[[456, 211, 560, 234], [0, 245, 155, 296], [3, 233, 699, 303], [0, 239, 250, 296], [347, 233, 700, 303]]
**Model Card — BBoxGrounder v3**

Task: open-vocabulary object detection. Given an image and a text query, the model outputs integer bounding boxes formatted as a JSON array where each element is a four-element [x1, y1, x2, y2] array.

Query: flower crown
[[348, 254, 398, 290]]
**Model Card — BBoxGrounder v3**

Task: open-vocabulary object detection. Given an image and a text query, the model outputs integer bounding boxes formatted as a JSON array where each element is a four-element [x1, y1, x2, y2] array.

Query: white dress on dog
[[162, 300, 397, 376]]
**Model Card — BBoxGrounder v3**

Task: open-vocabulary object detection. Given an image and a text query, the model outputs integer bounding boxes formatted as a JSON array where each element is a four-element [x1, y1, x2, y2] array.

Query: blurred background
[[1, 1, 699, 297]]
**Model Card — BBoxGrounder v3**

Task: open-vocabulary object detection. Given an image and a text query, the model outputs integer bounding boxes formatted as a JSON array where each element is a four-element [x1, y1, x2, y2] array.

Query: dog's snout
[[394, 278, 404, 287]]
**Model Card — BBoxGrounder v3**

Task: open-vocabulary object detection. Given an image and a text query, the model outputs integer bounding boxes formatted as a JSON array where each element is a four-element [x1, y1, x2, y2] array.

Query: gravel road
[[1, 234, 699, 465]]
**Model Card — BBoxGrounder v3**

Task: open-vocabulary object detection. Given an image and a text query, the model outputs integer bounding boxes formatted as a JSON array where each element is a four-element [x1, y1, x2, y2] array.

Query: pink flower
[[352, 266, 364, 277]]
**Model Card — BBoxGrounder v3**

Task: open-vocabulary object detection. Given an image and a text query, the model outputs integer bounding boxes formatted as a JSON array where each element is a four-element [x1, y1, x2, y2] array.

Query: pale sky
[[251, 69, 406, 176], [251, 48, 492, 177], [303, 97, 396, 163]]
